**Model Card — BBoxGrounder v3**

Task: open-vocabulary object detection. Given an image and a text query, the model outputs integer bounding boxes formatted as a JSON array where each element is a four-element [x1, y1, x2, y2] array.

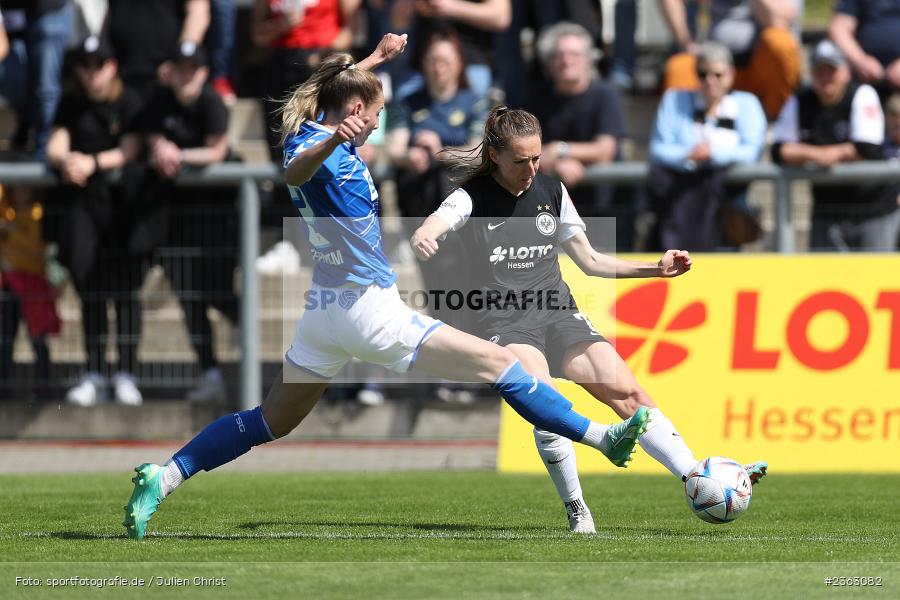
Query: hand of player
[[333, 115, 369, 144], [407, 146, 432, 174], [854, 54, 884, 83], [372, 32, 408, 63], [887, 58, 900, 89], [553, 157, 585, 189], [413, 129, 443, 156], [410, 230, 439, 261], [659, 249, 692, 278]]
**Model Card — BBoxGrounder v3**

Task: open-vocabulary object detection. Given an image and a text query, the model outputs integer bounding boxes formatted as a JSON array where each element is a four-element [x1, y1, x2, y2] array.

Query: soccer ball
[[684, 457, 752, 524]]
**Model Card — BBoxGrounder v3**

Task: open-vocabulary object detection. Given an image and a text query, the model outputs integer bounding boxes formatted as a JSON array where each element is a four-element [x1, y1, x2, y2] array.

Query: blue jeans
[[0, 39, 28, 114], [209, 0, 235, 80], [26, 3, 73, 160]]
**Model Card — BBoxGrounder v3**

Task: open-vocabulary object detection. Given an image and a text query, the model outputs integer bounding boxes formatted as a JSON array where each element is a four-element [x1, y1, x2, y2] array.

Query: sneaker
[[123, 463, 164, 540], [211, 76, 236, 105], [565, 499, 596, 534], [599, 406, 651, 467], [65, 372, 107, 406], [256, 241, 301, 275], [187, 367, 226, 403], [436, 385, 476, 404], [356, 388, 385, 406], [744, 461, 768, 485], [112, 372, 143, 406]]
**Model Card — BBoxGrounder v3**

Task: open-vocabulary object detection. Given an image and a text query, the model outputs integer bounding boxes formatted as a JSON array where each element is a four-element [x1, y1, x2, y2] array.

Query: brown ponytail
[[450, 106, 542, 183]]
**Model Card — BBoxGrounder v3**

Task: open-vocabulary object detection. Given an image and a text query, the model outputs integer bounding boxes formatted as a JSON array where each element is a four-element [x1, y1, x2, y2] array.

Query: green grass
[[1, 472, 899, 598]]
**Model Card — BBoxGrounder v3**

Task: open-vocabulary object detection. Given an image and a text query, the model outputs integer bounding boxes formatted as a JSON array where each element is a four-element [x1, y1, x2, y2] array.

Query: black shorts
[[485, 311, 608, 378]]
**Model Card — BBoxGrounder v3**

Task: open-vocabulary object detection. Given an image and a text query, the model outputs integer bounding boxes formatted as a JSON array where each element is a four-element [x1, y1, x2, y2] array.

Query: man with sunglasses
[[649, 41, 767, 250]]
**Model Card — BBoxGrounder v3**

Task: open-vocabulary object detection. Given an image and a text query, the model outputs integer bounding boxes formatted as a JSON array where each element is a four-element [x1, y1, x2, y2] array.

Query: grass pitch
[[1, 472, 898, 599]]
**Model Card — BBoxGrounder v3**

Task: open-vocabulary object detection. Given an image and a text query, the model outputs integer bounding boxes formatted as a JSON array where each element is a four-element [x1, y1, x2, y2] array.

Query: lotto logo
[[610, 281, 707, 374], [489, 245, 554, 264]]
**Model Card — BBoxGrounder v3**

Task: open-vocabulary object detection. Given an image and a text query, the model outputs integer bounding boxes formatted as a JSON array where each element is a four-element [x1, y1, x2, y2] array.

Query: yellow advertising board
[[497, 255, 900, 473]]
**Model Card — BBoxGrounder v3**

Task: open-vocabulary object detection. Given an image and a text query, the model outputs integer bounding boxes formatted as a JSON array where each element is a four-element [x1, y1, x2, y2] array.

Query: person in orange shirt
[[659, 0, 802, 120]]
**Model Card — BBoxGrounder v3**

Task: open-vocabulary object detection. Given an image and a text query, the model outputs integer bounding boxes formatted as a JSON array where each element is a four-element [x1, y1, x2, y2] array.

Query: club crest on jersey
[[535, 212, 556, 237]]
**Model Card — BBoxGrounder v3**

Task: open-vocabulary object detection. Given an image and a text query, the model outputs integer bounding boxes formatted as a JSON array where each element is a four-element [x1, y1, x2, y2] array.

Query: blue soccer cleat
[[599, 406, 651, 467], [123, 463, 164, 540]]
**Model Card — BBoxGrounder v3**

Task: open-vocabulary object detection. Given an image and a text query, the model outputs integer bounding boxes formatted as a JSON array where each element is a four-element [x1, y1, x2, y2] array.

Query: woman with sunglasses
[[649, 41, 767, 251]]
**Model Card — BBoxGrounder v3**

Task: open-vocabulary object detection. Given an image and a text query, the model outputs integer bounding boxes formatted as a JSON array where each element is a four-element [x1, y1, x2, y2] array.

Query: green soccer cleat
[[123, 463, 163, 540], [599, 406, 650, 468], [744, 461, 768, 485]]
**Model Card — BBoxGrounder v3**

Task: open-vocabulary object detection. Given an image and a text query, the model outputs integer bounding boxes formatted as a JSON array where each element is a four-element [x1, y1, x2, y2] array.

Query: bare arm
[[751, 0, 796, 29], [657, 0, 695, 52], [181, 133, 229, 166], [45, 128, 71, 169], [777, 142, 859, 167], [554, 135, 618, 165], [429, 0, 511, 32], [181, 0, 210, 44], [563, 231, 666, 278], [250, 0, 300, 47], [0, 22, 8, 62], [410, 214, 452, 261], [356, 32, 408, 71]]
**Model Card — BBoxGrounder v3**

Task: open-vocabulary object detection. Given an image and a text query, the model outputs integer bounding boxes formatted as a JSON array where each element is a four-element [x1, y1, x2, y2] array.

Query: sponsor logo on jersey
[[487, 221, 506, 230], [311, 247, 344, 266], [489, 244, 554, 269], [535, 212, 557, 236]]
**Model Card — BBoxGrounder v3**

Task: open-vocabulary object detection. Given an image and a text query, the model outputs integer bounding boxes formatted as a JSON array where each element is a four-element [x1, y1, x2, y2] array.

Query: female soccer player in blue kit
[[411, 107, 767, 533], [122, 34, 650, 540]]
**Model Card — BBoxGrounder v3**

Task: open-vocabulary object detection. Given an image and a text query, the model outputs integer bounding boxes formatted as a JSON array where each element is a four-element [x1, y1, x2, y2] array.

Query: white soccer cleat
[[113, 372, 143, 406], [256, 241, 301, 275], [187, 367, 227, 403], [565, 499, 596, 534], [66, 372, 107, 406]]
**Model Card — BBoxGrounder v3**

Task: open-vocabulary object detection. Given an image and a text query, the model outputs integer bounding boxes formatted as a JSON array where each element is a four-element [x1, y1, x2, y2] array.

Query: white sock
[[578, 421, 610, 450], [160, 461, 184, 498], [533, 428, 583, 503], [639, 408, 697, 479]]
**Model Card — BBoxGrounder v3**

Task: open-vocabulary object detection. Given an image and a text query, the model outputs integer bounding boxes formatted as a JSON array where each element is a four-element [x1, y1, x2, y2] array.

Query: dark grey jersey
[[433, 173, 586, 333]]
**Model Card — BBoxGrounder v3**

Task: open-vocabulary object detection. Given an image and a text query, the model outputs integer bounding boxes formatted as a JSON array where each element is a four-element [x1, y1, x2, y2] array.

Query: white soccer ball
[[684, 457, 752, 524]]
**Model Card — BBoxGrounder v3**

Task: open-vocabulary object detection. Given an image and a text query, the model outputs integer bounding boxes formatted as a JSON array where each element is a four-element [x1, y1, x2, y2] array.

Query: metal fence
[[1, 160, 899, 409]]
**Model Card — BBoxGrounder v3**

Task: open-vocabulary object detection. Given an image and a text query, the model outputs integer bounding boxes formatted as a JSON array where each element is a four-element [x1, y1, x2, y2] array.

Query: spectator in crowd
[[0, 1, 73, 160], [0, 184, 59, 402], [386, 25, 487, 329], [251, 0, 361, 162], [649, 42, 766, 251], [0, 9, 8, 61], [772, 40, 900, 251], [142, 43, 237, 402], [46, 36, 146, 406], [209, 0, 237, 104], [390, 0, 511, 101], [528, 22, 629, 249], [659, 0, 802, 120], [886, 93, 900, 159], [829, 0, 900, 95], [105, 0, 210, 99]]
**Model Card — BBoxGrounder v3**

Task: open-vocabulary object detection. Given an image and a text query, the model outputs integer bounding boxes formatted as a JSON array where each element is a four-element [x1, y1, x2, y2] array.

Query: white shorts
[[285, 282, 444, 379]]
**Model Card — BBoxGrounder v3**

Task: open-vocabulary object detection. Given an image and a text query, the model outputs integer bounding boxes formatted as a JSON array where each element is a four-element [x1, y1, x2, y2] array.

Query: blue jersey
[[283, 121, 397, 288]]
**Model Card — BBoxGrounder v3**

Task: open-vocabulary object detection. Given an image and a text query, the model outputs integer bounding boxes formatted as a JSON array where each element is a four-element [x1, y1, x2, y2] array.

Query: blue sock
[[491, 361, 590, 441], [172, 406, 275, 478]]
